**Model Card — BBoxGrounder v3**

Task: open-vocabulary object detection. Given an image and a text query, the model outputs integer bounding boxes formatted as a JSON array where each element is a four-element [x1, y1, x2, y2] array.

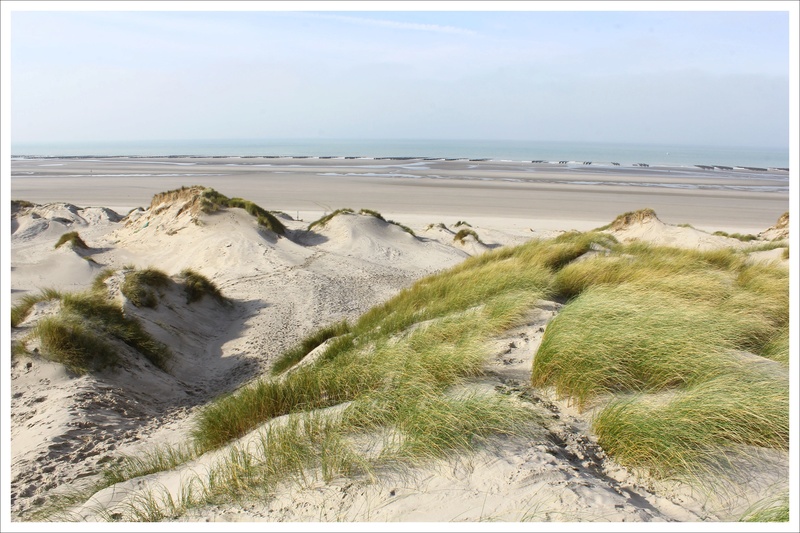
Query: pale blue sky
[[8, 6, 793, 147]]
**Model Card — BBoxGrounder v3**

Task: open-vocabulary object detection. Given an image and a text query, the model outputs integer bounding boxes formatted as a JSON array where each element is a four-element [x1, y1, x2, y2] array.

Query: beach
[[7, 156, 792, 525], [10, 156, 789, 234]]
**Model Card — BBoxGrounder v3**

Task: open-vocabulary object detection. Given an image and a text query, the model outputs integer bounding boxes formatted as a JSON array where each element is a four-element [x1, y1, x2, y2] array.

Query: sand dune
[[7, 184, 791, 524]]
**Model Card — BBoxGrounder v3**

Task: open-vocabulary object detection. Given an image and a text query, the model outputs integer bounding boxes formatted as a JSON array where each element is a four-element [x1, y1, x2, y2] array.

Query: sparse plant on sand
[[121, 268, 171, 308], [307, 208, 354, 230], [199, 188, 287, 235], [271, 320, 351, 375], [19, 288, 172, 374], [453, 228, 481, 244], [179, 268, 226, 305], [10, 288, 63, 327], [35, 316, 120, 374], [54, 231, 88, 250], [713, 230, 757, 242], [454, 220, 472, 227]]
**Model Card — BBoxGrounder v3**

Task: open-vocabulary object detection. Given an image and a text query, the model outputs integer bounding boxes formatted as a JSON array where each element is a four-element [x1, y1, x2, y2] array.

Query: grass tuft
[[453, 228, 482, 244], [307, 208, 354, 230], [179, 268, 226, 305], [271, 320, 351, 375], [54, 231, 88, 250], [11, 288, 63, 327], [121, 268, 171, 308], [35, 316, 119, 374]]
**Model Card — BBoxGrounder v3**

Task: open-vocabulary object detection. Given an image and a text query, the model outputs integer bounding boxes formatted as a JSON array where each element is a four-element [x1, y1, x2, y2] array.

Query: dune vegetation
[[307, 207, 415, 235], [26, 212, 789, 522], [54, 231, 88, 250]]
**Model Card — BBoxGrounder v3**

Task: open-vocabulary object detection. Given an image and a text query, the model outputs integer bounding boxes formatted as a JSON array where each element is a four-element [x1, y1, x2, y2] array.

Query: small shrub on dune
[[54, 231, 88, 250], [121, 268, 171, 308], [179, 269, 226, 305], [454, 220, 472, 227]]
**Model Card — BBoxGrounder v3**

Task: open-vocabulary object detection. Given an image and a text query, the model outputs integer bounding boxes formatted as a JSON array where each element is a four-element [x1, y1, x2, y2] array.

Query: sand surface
[[4, 158, 793, 527], [10, 157, 789, 234]]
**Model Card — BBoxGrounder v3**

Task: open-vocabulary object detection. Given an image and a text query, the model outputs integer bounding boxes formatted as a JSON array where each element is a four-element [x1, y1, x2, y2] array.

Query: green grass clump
[[91, 269, 117, 293], [713, 230, 758, 242], [307, 208, 354, 230], [554, 242, 742, 299], [271, 320, 351, 375], [58, 292, 172, 371], [197, 188, 286, 235], [739, 493, 790, 522], [179, 269, 226, 305], [359, 208, 385, 220], [12, 199, 35, 209], [454, 220, 472, 227], [54, 231, 88, 250], [193, 239, 555, 451], [594, 370, 788, 479], [453, 228, 482, 244], [10, 288, 62, 327], [532, 285, 752, 407], [121, 268, 171, 308], [533, 232, 788, 479], [35, 316, 119, 374]]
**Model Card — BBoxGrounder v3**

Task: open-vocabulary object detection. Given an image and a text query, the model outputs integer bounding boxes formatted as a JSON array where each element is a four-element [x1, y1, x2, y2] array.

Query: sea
[[10, 139, 791, 170]]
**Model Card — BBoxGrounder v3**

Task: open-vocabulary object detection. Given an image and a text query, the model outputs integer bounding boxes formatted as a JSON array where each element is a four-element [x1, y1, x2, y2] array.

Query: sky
[[5, 2, 795, 148]]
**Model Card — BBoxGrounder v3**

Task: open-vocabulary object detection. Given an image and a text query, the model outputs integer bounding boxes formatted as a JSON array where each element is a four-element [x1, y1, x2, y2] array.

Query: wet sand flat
[[10, 157, 789, 234]]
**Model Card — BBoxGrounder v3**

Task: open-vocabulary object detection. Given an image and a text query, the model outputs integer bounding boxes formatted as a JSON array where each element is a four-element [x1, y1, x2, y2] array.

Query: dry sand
[[4, 157, 794, 529]]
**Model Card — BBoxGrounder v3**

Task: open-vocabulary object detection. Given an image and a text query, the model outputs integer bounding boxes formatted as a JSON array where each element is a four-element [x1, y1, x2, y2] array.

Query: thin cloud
[[310, 13, 477, 36]]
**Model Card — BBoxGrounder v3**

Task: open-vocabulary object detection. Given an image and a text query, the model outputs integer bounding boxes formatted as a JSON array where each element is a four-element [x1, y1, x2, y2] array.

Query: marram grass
[[121, 267, 170, 308]]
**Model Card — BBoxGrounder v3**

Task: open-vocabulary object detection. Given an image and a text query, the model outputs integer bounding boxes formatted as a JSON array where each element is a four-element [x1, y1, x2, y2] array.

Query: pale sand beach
[[10, 157, 789, 234], [6, 157, 792, 526]]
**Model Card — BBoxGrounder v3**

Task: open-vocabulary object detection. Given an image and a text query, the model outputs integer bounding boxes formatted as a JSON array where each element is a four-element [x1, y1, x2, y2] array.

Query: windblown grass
[[271, 320, 351, 375], [739, 493, 790, 522], [307, 208, 354, 230], [199, 188, 286, 235], [533, 234, 789, 479], [11, 199, 35, 209], [193, 239, 556, 451], [91, 268, 117, 293], [121, 267, 171, 308], [35, 316, 119, 374], [453, 228, 482, 244], [593, 370, 789, 479], [179, 269, 226, 305], [10, 288, 62, 327], [59, 292, 172, 371], [713, 230, 758, 242], [22, 289, 172, 374], [54, 231, 88, 250], [60, 220, 788, 519]]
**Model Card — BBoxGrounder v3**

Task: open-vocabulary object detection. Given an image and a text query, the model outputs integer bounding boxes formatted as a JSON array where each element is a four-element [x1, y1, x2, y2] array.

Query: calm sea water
[[10, 139, 790, 169]]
